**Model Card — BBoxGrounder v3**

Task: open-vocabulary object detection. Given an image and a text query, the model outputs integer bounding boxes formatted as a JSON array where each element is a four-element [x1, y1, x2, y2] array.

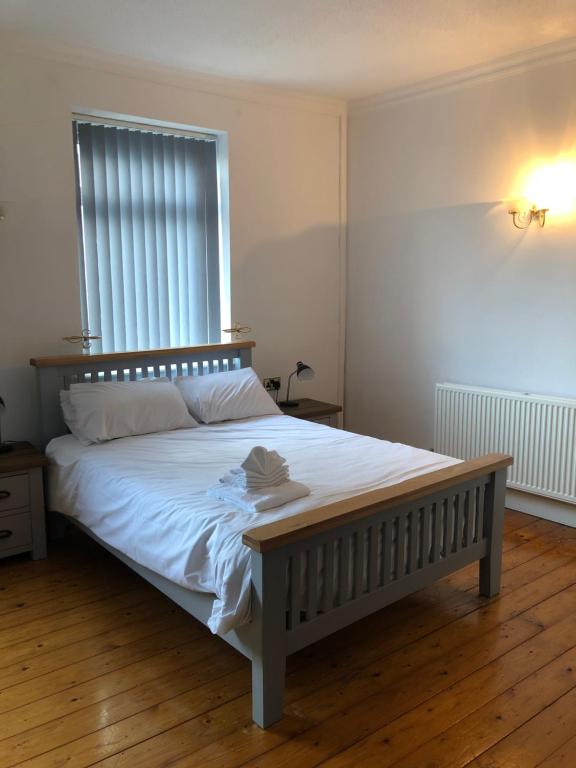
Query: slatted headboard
[[30, 341, 255, 447]]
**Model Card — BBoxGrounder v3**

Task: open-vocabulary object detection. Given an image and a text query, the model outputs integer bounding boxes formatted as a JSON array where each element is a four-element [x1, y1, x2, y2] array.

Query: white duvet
[[46, 415, 458, 635]]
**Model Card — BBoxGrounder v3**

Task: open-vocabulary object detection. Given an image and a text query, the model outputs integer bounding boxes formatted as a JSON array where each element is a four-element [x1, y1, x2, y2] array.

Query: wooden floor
[[1, 511, 576, 767]]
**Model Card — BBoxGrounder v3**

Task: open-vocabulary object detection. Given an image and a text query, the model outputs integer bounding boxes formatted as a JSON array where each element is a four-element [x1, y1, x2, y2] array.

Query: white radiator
[[435, 383, 576, 505]]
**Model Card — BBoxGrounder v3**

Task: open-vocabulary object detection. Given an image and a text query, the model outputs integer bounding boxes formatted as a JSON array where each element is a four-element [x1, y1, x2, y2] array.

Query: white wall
[[0, 46, 346, 443], [347, 57, 576, 449]]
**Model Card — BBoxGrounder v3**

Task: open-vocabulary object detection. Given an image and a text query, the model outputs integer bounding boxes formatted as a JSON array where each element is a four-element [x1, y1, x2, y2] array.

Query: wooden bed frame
[[31, 341, 512, 728]]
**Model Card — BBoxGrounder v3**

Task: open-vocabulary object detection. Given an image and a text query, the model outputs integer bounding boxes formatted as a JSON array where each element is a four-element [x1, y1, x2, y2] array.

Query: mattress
[[46, 414, 459, 635]]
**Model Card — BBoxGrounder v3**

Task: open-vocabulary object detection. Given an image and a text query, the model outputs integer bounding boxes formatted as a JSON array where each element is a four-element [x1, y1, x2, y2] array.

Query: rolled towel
[[207, 479, 310, 513]]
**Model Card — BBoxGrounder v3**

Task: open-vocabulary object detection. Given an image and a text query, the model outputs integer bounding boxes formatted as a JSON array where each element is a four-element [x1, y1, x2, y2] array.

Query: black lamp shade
[[295, 361, 314, 381]]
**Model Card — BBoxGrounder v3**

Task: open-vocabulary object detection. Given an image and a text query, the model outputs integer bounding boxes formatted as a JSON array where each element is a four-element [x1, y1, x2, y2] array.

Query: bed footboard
[[243, 453, 511, 727]]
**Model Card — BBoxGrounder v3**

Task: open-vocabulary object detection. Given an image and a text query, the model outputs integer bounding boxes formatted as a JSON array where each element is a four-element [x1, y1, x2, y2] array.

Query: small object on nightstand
[[0, 442, 48, 560], [278, 398, 342, 427], [279, 361, 315, 407]]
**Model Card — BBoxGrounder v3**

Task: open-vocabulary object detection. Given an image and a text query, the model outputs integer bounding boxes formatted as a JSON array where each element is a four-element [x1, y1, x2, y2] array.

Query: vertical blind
[[73, 120, 221, 353]]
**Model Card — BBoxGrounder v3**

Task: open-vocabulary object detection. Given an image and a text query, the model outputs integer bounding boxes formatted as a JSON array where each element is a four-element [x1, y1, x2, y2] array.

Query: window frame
[[71, 110, 231, 352]]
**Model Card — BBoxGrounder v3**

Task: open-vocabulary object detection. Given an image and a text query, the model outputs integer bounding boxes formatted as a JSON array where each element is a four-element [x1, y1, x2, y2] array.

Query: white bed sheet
[[46, 415, 459, 635]]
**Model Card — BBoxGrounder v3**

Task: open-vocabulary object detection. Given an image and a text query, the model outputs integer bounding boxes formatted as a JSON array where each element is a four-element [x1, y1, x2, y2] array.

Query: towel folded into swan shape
[[208, 445, 310, 512], [228, 464, 288, 486], [241, 445, 286, 476], [225, 445, 290, 489]]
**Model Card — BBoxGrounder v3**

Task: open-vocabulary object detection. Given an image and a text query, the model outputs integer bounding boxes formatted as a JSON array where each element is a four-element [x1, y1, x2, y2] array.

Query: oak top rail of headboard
[[30, 341, 256, 368]]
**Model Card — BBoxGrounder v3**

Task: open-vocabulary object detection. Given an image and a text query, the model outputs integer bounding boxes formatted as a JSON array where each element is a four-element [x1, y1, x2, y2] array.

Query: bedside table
[[279, 398, 342, 427], [0, 443, 48, 560]]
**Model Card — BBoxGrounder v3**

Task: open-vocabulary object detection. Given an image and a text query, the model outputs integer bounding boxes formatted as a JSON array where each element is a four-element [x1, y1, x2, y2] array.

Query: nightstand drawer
[[0, 512, 32, 553], [0, 475, 30, 513]]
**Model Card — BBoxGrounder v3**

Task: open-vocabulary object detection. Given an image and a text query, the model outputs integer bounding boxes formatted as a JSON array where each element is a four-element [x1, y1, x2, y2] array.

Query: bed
[[31, 341, 512, 728]]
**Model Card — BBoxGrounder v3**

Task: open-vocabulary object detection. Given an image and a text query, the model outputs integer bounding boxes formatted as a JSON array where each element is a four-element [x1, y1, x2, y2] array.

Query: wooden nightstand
[[279, 398, 342, 427], [0, 443, 48, 560]]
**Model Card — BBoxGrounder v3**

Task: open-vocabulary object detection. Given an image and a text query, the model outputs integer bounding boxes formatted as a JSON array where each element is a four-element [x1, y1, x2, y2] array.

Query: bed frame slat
[[307, 547, 319, 620], [421, 504, 431, 567], [368, 524, 379, 591], [444, 495, 455, 556], [382, 520, 392, 585], [338, 535, 350, 605], [432, 502, 442, 563], [466, 489, 476, 548], [477, 483, 486, 542], [353, 529, 364, 597], [323, 540, 335, 612], [408, 509, 418, 574], [455, 493, 464, 551], [396, 511, 407, 579], [290, 554, 301, 630]]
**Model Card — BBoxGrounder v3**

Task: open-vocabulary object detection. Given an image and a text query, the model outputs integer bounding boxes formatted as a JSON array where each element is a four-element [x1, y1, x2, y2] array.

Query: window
[[73, 117, 228, 353]]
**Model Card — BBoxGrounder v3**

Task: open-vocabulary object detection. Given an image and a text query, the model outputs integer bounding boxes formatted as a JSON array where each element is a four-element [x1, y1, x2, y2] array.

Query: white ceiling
[[2, 0, 576, 99]]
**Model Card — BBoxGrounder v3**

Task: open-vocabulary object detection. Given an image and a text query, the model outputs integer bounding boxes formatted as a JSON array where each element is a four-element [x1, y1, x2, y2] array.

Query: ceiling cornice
[[1, 35, 347, 117], [4, 31, 576, 116], [349, 36, 576, 115]]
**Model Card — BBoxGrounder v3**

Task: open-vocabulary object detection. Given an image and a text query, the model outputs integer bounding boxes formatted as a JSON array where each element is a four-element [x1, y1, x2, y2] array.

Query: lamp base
[[0, 443, 12, 454], [279, 400, 299, 408]]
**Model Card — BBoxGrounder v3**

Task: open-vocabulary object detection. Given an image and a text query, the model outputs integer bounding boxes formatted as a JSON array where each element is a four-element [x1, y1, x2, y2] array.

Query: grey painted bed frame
[[31, 342, 512, 728]]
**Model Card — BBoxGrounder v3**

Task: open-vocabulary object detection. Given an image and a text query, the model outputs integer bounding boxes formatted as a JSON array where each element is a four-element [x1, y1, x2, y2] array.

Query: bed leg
[[479, 468, 507, 597], [251, 649, 286, 728], [250, 549, 287, 728]]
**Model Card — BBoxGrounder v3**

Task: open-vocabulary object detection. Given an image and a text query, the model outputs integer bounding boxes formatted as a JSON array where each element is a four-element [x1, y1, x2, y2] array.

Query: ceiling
[[2, 0, 576, 99]]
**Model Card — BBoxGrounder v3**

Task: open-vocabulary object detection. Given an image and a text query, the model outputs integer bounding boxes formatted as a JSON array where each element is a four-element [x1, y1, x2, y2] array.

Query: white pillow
[[60, 390, 78, 437], [60, 377, 169, 439], [60, 377, 171, 441], [61, 380, 198, 445], [175, 367, 281, 423]]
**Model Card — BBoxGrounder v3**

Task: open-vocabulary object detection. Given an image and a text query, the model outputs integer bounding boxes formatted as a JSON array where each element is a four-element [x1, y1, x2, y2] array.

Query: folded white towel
[[226, 466, 289, 489], [240, 445, 287, 476], [207, 479, 310, 513], [224, 477, 289, 490], [224, 446, 290, 490], [220, 476, 288, 491], [230, 466, 289, 481]]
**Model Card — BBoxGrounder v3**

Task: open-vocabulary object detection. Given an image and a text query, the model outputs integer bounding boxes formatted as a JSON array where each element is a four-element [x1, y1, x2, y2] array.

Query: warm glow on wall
[[510, 157, 576, 227], [522, 159, 576, 216]]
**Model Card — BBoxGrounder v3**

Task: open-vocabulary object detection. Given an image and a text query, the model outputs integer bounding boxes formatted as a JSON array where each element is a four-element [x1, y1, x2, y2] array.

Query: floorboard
[[0, 512, 574, 768]]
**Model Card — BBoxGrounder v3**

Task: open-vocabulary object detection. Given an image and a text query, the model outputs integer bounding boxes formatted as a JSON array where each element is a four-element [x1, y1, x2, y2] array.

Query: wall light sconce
[[508, 204, 548, 229]]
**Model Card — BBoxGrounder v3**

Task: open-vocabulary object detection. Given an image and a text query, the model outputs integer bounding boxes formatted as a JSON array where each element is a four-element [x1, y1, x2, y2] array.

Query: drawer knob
[[0, 530, 13, 539], [0, 491, 10, 501]]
